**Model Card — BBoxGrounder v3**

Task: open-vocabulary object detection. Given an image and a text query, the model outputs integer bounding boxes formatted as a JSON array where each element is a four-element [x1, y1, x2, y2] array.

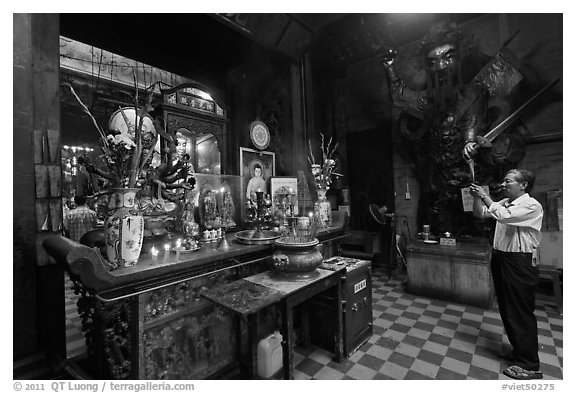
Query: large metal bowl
[[235, 229, 281, 245], [271, 237, 323, 280], [274, 237, 319, 248]]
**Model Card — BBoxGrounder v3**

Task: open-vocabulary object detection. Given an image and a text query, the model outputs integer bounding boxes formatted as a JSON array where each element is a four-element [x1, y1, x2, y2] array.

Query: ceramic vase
[[104, 188, 144, 268], [315, 189, 332, 228]]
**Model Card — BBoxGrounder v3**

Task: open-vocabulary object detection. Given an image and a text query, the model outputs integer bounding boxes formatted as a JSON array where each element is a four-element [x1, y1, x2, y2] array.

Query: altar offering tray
[[235, 229, 280, 245], [172, 245, 201, 253]]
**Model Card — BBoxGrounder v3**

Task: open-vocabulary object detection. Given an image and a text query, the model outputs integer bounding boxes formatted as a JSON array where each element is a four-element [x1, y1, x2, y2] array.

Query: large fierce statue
[[381, 21, 527, 236]]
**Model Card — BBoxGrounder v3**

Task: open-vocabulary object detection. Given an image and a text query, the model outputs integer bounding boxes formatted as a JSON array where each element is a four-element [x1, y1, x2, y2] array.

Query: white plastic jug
[[257, 331, 283, 378]]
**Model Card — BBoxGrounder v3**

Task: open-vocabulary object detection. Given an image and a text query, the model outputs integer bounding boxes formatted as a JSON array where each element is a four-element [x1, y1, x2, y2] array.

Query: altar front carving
[[44, 210, 348, 379], [139, 273, 236, 379]]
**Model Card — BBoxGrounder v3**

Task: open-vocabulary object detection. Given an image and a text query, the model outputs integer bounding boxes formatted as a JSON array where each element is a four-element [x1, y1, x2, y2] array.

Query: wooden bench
[[537, 264, 563, 315]]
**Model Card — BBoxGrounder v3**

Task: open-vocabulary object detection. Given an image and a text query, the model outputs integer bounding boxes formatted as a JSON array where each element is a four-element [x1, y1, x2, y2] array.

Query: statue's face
[[427, 44, 457, 73], [175, 134, 188, 157]]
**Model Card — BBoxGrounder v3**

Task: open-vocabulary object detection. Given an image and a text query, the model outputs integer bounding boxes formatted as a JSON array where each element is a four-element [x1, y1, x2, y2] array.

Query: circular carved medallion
[[249, 120, 270, 150]]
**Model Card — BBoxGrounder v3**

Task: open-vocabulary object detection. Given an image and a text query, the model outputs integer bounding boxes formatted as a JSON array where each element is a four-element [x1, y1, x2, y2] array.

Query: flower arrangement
[[65, 80, 157, 191], [66, 77, 195, 227], [308, 133, 342, 190]]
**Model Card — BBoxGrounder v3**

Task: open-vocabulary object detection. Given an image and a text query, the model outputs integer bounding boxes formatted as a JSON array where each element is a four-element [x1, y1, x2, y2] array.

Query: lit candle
[[220, 187, 225, 224], [175, 239, 182, 261], [163, 243, 170, 264], [309, 211, 317, 239], [150, 246, 159, 262]]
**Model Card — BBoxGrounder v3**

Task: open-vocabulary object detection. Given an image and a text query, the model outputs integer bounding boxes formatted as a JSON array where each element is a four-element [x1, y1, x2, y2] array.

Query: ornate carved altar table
[[42, 214, 349, 379]]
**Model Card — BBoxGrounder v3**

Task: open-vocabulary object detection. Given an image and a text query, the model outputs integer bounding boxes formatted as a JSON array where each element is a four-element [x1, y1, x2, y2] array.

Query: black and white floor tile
[[289, 268, 563, 380], [65, 267, 563, 380]]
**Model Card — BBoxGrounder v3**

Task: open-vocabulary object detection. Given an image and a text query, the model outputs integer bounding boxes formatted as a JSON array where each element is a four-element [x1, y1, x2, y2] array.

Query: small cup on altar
[[202, 231, 209, 240], [163, 243, 170, 263], [216, 228, 222, 238], [175, 239, 182, 260], [210, 229, 217, 240], [298, 216, 310, 229], [423, 225, 431, 241], [150, 246, 159, 262]]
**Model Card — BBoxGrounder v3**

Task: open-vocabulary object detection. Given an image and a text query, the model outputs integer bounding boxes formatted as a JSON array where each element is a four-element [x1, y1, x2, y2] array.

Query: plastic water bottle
[[257, 331, 283, 378]]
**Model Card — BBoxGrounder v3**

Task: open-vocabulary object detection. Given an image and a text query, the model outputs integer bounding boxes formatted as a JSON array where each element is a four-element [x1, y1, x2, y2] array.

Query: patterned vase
[[315, 189, 332, 228], [104, 188, 144, 268]]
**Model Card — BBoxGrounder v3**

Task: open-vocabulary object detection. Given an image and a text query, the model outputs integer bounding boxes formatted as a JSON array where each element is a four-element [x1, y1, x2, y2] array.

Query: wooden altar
[[43, 212, 348, 380], [406, 240, 495, 309]]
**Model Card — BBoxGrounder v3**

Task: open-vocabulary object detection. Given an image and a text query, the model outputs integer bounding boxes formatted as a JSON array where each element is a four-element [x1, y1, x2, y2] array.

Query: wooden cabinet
[[309, 257, 373, 357], [406, 241, 494, 308]]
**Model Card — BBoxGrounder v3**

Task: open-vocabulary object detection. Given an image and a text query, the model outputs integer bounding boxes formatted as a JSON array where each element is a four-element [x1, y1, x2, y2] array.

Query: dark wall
[[311, 40, 396, 230], [13, 13, 38, 358], [346, 129, 394, 230], [228, 46, 295, 176]]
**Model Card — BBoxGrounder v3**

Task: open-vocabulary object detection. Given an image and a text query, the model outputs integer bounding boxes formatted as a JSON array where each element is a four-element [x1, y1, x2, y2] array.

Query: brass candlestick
[[235, 191, 279, 245], [217, 226, 232, 250], [246, 190, 273, 238]]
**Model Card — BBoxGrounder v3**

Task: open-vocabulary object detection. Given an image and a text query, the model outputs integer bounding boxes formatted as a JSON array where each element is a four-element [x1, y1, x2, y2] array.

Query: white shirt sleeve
[[488, 200, 542, 227]]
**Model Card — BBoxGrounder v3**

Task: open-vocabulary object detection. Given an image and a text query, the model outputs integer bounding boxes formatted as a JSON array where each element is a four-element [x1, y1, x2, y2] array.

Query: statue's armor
[[384, 40, 525, 235]]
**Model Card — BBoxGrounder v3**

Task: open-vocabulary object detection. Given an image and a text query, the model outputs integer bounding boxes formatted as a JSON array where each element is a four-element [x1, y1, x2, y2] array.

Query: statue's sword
[[467, 78, 560, 181]]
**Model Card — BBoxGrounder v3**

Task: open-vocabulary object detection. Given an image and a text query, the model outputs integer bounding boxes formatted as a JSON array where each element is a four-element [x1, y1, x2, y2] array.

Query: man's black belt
[[493, 249, 532, 256]]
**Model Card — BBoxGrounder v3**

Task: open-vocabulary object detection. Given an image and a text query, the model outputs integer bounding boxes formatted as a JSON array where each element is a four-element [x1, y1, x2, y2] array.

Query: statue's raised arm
[[380, 47, 428, 117]]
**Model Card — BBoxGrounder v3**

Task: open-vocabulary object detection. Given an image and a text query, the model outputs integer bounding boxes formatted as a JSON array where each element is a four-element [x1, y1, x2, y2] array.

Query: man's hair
[[506, 169, 536, 193], [74, 195, 87, 206]]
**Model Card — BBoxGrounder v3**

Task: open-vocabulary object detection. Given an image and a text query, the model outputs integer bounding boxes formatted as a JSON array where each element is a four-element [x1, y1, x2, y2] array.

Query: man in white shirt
[[469, 169, 543, 380]]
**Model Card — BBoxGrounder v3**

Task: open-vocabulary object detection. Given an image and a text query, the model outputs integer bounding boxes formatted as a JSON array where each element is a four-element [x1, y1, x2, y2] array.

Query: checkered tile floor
[[288, 268, 563, 380], [64, 267, 563, 380]]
